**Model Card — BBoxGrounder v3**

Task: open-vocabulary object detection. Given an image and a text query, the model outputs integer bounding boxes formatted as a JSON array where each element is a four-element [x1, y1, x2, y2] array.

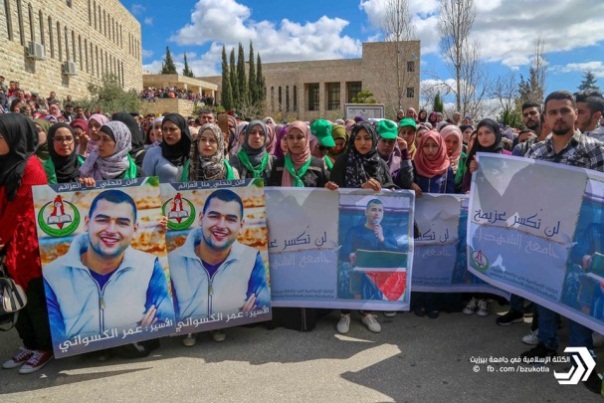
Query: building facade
[[1, 0, 142, 100], [202, 41, 420, 121]]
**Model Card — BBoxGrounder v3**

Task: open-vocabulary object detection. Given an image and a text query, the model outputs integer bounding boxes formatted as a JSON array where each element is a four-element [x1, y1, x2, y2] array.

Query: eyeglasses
[[54, 136, 74, 143]]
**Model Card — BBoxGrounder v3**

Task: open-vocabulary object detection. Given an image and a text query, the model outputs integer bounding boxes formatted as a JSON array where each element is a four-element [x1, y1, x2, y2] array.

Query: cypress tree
[[160, 46, 177, 74], [221, 46, 233, 110], [229, 48, 239, 108], [237, 42, 248, 108], [182, 53, 194, 77], [248, 41, 257, 106], [256, 54, 265, 104]]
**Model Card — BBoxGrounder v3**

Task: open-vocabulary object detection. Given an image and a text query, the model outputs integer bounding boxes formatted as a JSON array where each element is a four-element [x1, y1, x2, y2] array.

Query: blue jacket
[[415, 166, 456, 194], [44, 233, 175, 343], [169, 227, 270, 321]]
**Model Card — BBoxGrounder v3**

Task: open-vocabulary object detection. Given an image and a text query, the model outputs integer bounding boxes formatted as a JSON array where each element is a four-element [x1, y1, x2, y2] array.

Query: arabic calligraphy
[[278, 230, 329, 250], [176, 179, 247, 190]]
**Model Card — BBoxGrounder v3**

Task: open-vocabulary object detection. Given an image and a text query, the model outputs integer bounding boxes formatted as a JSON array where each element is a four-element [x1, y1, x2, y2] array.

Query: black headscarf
[[344, 121, 384, 188], [0, 114, 39, 200], [111, 112, 146, 162], [48, 123, 81, 183], [466, 118, 504, 165], [160, 113, 192, 167]]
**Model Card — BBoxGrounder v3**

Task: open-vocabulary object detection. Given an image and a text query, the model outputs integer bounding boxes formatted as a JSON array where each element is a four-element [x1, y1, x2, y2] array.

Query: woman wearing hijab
[[79, 121, 143, 181], [268, 121, 330, 187], [229, 120, 275, 182], [145, 117, 163, 148], [428, 112, 438, 127], [44, 123, 85, 184], [0, 114, 53, 373], [418, 109, 428, 123], [182, 123, 239, 182], [439, 124, 466, 192], [70, 118, 89, 158], [325, 121, 396, 335], [34, 118, 51, 163], [326, 124, 348, 166], [273, 124, 289, 160], [142, 113, 191, 183], [112, 113, 147, 167], [87, 113, 109, 157]]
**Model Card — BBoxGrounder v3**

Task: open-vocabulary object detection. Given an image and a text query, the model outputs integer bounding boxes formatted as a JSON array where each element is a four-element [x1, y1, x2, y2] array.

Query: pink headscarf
[[439, 125, 463, 173], [282, 121, 311, 187], [86, 114, 109, 156], [266, 124, 277, 155], [414, 130, 450, 178]]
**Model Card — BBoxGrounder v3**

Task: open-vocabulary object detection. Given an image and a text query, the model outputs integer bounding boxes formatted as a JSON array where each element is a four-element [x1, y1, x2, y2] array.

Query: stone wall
[[0, 0, 142, 102]]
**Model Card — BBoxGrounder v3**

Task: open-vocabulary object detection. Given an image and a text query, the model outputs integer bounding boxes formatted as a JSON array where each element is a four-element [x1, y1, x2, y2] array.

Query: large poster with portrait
[[33, 178, 176, 358], [160, 178, 271, 336], [412, 194, 508, 297], [267, 187, 414, 311], [468, 153, 604, 334]]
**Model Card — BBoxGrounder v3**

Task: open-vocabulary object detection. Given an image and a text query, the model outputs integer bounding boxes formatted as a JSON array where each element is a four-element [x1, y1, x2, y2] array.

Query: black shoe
[[426, 310, 440, 319], [496, 310, 524, 326], [520, 343, 557, 360], [583, 370, 602, 394], [414, 307, 426, 317]]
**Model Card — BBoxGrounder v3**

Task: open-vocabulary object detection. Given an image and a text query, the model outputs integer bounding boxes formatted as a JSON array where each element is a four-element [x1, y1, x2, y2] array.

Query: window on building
[[270, 86, 274, 112], [84, 39, 88, 72], [286, 86, 290, 112], [307, 83, 320, 111], [38, 11, 44, 46], [4, 0, 13, 41], [28, 4, 34, 42], [88, 0, 91, 24], [72, 30, 76, 62], [346, 81, 362, 103], [64, 27, 69, 60], [278, 86, 282, 111], [407, 87, 415, 98], [17, 0, 25, 46], [48, 16, 53, 58], [293, 85, 297, 112], [66, 0, 72, 7], [56, 22, 62, 60], [78, 35, 82, 69], [407, 61, 415, 73], [326, 82, 340, 110], [93, 1, 96, 30]]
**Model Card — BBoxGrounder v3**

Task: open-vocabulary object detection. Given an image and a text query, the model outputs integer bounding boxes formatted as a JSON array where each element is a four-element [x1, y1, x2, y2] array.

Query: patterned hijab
[[87, 114, 109, 156], [0, 114, 38, 200], [79, 121, 132, 180], [160, 113, 192, 167], [344, 122, 384, 188], [188, 123, 227, 181], [48, 123, 81, 183]]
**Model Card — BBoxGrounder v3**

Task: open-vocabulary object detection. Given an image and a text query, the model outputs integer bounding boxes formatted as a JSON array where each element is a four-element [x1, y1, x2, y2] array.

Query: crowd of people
[[139, 86, 214, 106], [1, 80, 604, 393]]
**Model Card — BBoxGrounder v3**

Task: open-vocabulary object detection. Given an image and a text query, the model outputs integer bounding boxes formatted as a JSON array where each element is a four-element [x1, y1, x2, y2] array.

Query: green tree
[[256, 54, 265, 104], [578, 70, 600, 92], [248, 41, 257, 105], [160, 46, 177, 74], [221, 46, 233, 111], [229, 48, 239, 109], [78, 74, 140, 114], [433, 92, 444, 112], [237, 42, 248, 109], [182, 53, 194, 77], [352, 90, 377, 104]]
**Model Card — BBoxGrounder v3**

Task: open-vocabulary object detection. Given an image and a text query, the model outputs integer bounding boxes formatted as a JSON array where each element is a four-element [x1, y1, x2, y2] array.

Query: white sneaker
[[522, 330, 539, 345], [361, 314, 381, 333], [2, 348, 34, 369], [337, 314, 351, 334], [476, 299, 489, 317], [383, 311, 397, 318], [182, 333, 196, 347], [463, 298, 477, 315], [211, 330, 226, 342]]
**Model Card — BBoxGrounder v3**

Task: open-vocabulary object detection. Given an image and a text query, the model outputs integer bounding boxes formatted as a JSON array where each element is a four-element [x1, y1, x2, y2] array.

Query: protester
[[142, 113, 191, 183], [183, 123, 238, 182], [229, 120, 275, 182], [439, 125, 466, 192], [34, 119, 51, 163], [0, 113, 53, 374], [44, 123, 84, 184]]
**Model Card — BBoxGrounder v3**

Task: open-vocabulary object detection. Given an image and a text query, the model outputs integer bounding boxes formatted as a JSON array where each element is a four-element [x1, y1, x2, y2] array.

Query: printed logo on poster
[[554, 347, 596, 385], [37, 195, 80, 237], [162, 192, 196, 230], [471, 249, 489, 272]]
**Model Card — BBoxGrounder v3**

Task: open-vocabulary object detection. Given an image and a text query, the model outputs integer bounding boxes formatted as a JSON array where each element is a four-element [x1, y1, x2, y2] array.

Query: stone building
[[1, 0, 142, 101], [201, 41, 420, 121]]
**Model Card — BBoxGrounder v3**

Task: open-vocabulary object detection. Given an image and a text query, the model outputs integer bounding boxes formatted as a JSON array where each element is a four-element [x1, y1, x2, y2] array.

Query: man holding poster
[[43, 189, 175, 348], [170, 189, 270, 340]]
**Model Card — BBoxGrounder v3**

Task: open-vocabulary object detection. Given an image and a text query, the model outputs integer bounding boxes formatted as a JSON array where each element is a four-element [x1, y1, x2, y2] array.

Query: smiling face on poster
[[32, 178, 176, 358], [160, 178, 271, 335], [337, 190, 413, 308]]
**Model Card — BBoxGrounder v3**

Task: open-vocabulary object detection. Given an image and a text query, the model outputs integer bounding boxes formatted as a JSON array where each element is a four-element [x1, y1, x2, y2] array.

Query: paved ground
[[0, 304, 602, 402]]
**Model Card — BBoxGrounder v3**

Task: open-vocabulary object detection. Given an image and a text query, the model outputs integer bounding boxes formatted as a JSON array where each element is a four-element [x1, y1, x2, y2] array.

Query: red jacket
[[0, 157, 48, 289]]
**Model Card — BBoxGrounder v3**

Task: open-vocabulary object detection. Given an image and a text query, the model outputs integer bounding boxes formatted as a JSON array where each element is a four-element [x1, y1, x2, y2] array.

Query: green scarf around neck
[[237, 150, 269, 178], [285, 154, 312, 187]]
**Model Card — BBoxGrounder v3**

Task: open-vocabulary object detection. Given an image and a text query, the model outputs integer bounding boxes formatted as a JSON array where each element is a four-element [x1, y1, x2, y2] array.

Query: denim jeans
[[537, 305, 593, 352]]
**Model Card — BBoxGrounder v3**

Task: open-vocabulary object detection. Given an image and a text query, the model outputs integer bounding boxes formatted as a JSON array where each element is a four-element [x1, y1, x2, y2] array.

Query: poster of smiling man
[[32, 178, 176, 358], [160, 178, 271, 336]]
